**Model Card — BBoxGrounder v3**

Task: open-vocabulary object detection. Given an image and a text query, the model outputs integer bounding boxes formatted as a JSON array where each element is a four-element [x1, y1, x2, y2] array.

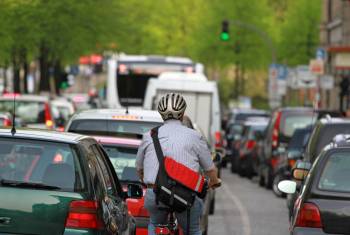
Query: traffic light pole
[[226, 19, 277, 63]]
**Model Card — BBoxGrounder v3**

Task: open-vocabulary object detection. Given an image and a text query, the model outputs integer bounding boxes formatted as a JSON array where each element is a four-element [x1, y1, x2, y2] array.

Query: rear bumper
[[292, 227, 326, 235], [135, 217, 149, 228]]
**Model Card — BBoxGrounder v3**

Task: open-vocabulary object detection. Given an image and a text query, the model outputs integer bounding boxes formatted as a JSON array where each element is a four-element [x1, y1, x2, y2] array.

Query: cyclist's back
[[136, 93, 221, 235]]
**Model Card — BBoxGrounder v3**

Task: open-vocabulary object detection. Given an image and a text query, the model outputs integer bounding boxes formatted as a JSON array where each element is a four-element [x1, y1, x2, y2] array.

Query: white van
[[143, 72, 221, 148]]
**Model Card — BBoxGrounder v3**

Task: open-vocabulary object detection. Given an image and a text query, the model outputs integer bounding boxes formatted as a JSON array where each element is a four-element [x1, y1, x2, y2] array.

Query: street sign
[[316, 48, 326, 60], [309, 59, 324, 75], [320, 75, 334, 90], [295, 65, 317, 88]]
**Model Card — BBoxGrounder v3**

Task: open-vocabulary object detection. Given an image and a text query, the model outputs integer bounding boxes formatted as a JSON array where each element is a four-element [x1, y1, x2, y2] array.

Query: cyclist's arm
[[195, 134, 221, 188], [136, 133, 150, 183]]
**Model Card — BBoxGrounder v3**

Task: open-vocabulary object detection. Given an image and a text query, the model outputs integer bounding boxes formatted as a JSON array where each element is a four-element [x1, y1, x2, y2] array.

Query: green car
[[0, 128, 141, 235]]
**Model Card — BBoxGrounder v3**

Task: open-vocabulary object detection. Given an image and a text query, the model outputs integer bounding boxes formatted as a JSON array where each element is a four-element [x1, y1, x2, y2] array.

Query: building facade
[[320, 0, 350, 111]]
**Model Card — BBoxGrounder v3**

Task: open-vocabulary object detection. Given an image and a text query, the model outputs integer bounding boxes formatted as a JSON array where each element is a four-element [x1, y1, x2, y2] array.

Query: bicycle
[[154, 180, 221, 235]]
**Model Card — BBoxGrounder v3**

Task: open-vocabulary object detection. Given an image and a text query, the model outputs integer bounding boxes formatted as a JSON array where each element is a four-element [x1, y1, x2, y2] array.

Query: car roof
[[93, 135, 141, 147], [0, 94, 49, 102], [276, 107, 313, 112], [318, 117, 350, 125], [71, 109, 163, 123], [231, 108, 268, 114], [0, 128, 88, 144]]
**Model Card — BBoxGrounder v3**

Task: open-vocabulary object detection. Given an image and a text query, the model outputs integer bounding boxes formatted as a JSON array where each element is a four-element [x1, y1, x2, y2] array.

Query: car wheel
[[258, 168, 265, 186], [209, 196, 215, 215], [272, 174, 286, 197], [221, 159, 227, 168], [264, 168, 273, 189]]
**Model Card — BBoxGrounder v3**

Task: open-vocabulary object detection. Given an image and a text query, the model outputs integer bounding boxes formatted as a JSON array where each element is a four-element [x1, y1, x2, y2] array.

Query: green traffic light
[[220, 32, 230, 41]]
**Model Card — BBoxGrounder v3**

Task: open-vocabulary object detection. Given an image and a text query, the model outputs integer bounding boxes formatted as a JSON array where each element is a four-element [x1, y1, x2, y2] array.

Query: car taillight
[[65, 200, 103, 229], [288, 159, 296, 168], [3, 118, 12, 127], [272, 112, 281, 149], [215, 131, 222, 148], [155, 226, 171, 235], [44, 103, 53, 128], [295, 202, 322, 228], [270, 157, 279, 169], [245, 140, 256, 150]]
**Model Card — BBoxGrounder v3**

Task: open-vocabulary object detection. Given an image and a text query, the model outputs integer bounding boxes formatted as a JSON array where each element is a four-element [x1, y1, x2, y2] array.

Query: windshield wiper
[[0, 179, 61, 190]]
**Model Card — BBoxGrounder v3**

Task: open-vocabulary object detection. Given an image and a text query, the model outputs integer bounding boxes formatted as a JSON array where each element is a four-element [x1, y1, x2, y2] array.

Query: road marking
[[222, 183, 252, 235]]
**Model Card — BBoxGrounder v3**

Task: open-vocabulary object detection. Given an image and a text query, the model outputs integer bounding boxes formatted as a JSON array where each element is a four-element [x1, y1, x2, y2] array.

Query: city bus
[[106, 54, 203, 108]]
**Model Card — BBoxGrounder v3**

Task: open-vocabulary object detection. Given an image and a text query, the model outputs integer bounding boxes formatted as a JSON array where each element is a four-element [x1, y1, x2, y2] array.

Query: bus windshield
[[117, 62, 195, 106]]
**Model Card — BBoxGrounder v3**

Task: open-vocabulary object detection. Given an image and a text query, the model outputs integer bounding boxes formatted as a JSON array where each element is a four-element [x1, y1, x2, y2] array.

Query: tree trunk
[[3, 60, 8, 93], [53, 60, 62, 96], [39, 42, 50, 92], [12, 48, 21, 93], [20, 48, 28, 94]]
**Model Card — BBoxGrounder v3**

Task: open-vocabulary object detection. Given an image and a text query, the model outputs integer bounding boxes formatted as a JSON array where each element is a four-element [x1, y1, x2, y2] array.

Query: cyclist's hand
[[209, 178, 222, 189]]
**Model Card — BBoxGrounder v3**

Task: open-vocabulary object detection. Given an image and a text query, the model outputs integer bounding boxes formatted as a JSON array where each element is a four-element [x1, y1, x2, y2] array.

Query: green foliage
[[0, 0, 322, 98]]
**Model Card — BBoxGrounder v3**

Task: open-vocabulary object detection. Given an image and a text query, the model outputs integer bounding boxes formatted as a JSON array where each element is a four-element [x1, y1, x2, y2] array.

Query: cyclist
[[136, 93, 221, 235]]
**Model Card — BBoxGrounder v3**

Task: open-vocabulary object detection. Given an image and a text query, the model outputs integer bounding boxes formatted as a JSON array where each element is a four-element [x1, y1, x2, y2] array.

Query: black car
[[0, 128, 139, 235], [304, 118, 350, 163], [279, 135, 350, 235], [260, 107, 314, 188], [272, 126, 312, 197]]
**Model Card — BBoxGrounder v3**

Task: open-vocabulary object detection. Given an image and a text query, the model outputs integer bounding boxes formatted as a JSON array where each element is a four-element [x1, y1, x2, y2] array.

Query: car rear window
[[235, 113, 268, 122], [0, 100, 45, 124], [248, 125, 267, 139], [0, 138, 84, 191], [69, 120, 160, 136], [318, 152, 350, 193], [281, 114, 314, 137], [102, 145, 138, 182]]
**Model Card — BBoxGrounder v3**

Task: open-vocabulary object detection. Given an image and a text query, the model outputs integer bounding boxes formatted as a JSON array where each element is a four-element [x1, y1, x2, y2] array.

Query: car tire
[[209, 196, 215, 215], [221, 159, 227, 168], [272, 174, 286, 197], [258, 167, 265, 186], [265, 168, 273, 189]]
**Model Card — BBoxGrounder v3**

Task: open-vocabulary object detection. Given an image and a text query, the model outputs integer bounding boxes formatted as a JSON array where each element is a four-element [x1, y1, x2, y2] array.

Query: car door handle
[[0, 217, 11, 225]]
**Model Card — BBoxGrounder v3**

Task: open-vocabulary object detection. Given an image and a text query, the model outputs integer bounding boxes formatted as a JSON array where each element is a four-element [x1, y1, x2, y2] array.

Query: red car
[[93, 135, 149, 235]]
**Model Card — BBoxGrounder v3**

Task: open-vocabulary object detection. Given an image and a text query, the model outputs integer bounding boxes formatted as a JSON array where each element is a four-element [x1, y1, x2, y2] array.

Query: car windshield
[[281, 114, 314, 137], [0, 138, 84, 191], [69, 119, 161, 136], [318, 152, 350, 193], [102, 145, 139, 182], [0, 100, 45, 124]]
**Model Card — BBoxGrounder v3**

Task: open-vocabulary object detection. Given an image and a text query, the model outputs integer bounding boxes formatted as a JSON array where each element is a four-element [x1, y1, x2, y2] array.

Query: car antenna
[[125, 74, 129, 115], [11, 93, 17, 136]]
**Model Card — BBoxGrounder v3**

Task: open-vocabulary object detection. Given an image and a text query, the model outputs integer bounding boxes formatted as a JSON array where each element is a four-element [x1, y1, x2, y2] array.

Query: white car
[[66, 108, 163, 136]]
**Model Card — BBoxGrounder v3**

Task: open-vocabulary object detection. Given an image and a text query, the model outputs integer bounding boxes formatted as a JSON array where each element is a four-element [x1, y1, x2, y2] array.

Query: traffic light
[[220, 20, 230, 41]]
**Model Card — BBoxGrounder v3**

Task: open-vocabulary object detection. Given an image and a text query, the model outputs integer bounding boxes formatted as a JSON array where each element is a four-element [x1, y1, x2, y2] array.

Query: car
[[304, 117, 350, 163], [278, 135, 350, 235], [260, 107, 315, 189], [64, 93, 103, 111], [92, 136, 149, 235], [272, 126, 312, 198], [237, 120, 268, 178], [225, 109, 269, 170], [0, 112, 12, 127], [0, 128, 140, 235], [51, 98, 75, 131], [66, 109, 163, 136], [0, 94, 57, 130]]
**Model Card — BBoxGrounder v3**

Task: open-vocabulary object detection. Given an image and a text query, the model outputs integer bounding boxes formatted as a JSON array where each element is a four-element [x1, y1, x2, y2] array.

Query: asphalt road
[[208, 168, 290, 235]]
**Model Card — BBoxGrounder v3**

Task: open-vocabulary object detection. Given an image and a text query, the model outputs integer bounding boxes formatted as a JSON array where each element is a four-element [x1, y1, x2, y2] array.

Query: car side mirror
[[126, 183, 143, 199], [292, 160, 311, 181], [277, 180, 297, 194]]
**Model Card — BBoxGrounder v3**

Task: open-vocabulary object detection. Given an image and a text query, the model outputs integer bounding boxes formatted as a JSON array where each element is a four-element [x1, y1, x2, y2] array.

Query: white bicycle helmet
[[158, 93, 187, 120]]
